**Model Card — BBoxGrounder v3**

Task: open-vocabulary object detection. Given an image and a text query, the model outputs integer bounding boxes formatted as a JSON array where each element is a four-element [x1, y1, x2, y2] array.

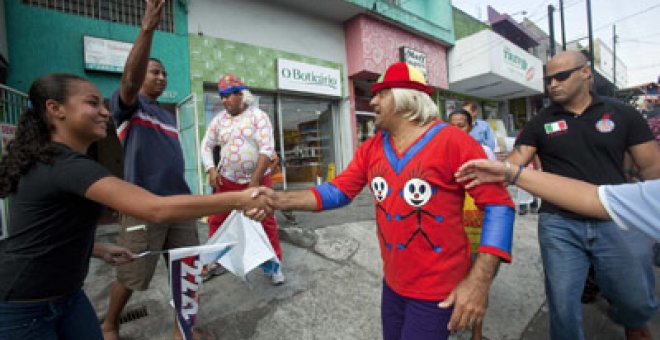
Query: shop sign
[[503, 46, 528, 71], [277, 59, 341, 97], [399, 47, 428, 81], [83, 36, 133, 73], [502, 45, 541, 87]]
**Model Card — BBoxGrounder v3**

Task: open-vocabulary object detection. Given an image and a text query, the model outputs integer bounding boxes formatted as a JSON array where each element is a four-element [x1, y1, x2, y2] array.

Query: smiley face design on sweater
[[394, 166, 444, 252], [370, 163, 393, 249]]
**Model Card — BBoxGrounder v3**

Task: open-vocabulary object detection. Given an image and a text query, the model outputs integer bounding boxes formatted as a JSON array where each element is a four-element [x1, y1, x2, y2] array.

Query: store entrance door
[[203, 88, 338, 191], [176, 94, 202, 195]]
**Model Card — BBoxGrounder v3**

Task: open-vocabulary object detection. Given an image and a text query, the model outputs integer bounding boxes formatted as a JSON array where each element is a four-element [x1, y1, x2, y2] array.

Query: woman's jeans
[[538, 213, 657, 340], [0, 289, 102, 340]]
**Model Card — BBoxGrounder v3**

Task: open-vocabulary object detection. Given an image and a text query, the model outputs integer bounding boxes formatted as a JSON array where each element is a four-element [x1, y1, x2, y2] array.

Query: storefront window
[[203, 87, 337, 189], [356, 112, 376, 146], [280, 96, 335, 187]]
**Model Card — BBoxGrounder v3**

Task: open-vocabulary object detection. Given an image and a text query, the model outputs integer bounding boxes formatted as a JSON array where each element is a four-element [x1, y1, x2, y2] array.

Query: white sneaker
[[270, 268, 285, 286]]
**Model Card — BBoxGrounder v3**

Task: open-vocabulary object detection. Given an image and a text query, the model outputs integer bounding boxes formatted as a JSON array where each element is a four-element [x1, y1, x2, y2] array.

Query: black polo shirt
[[516, 94, 655, 219]]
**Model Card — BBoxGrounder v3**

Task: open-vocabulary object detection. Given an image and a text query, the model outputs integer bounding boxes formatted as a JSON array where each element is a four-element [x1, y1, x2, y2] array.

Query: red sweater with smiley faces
[[311, 120, 514, 300]]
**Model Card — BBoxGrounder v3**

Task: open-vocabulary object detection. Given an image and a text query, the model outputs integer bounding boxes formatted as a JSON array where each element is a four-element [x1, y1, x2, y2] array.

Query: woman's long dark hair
[[0, 73, 88, 197]]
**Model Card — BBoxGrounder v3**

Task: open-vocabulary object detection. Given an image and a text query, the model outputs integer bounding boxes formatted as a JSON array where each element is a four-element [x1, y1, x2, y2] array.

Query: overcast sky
[[452, 0, 660, 87]]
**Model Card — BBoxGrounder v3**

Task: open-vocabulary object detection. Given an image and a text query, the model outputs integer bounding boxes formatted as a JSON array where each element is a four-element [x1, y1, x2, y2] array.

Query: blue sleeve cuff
[[315, 183, 351, 210], [480, 205, 515, 255]]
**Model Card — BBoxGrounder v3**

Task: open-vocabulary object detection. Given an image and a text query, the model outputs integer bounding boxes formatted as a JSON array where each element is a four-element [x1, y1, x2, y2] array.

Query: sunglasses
[[219, 91, 241, 99], [544, 65, 585, 85]]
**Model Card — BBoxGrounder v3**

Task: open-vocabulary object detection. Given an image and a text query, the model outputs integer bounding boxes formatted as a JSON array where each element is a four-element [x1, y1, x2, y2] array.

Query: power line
[[526, 0, 553, 22], [629, 63, 660, 71], [619, 39, 660, 46], [564, 0, 583, 9], [550, 3, 660, 44], [594, 4, 660, 32], [630, 31, 660, 40]]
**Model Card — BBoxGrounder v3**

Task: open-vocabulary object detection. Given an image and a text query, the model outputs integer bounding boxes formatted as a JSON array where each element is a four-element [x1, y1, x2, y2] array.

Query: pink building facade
[[344, 15, 449, 149]]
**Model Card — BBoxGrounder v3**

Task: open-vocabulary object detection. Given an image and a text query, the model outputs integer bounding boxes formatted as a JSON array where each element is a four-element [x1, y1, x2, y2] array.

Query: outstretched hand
[[94, 243, 135, 266], [142, 0, 165, 32], [243, 186, 275, 221], [455, 159, 507, 190]]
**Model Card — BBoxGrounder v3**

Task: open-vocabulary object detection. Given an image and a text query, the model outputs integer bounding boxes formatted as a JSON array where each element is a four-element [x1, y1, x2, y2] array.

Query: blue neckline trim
[[382, 122, 447, 175]]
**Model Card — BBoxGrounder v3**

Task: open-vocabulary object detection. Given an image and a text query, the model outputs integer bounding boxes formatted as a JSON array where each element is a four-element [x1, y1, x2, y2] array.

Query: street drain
[[119, 305, 149, 324]]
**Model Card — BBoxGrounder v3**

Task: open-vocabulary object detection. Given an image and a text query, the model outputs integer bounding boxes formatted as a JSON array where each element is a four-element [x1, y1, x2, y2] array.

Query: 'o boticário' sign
[[277, 59, 341, 97]]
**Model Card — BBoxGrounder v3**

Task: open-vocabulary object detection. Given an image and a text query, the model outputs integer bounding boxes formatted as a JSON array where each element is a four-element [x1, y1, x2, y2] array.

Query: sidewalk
[[88, 202, 659, 339]]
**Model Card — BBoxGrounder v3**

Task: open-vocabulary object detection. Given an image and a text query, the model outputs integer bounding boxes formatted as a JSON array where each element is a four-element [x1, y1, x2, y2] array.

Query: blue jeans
[[0, 289, 102, 340], [538, 213, 657, 340]]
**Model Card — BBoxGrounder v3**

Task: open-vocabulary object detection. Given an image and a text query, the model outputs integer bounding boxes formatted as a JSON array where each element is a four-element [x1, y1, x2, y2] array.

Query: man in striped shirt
[[101, 1, 200, 339]]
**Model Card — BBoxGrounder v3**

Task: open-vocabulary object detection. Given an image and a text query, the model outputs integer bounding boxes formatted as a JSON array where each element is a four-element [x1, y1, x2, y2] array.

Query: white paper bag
[[206, 210, 280, 280]]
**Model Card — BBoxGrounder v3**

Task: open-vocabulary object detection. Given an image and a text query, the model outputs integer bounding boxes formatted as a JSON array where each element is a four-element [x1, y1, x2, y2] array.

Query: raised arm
[[119, 0, 164, 106], [456, 159, 609, 220]]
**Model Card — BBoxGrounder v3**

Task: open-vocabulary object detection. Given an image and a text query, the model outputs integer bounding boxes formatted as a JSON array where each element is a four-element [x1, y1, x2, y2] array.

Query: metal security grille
[[22, 0, 175, 33], [0, 84, 28, 125]]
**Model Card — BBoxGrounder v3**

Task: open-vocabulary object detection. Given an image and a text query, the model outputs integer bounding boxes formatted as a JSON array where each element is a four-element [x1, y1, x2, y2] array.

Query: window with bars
[[22, 0, 175, 33]]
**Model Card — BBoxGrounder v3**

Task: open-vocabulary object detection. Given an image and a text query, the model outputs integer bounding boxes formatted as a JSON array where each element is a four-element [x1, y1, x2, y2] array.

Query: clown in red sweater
[[273, 62, 515, 340]]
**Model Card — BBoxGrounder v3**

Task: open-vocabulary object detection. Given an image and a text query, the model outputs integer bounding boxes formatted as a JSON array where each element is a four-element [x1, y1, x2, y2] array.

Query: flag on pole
[[207, 210, 280, 280], [169, 242, 234, 340]]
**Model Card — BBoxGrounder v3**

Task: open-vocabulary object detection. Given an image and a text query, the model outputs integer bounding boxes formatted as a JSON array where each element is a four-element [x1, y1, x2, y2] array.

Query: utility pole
[[548, 5, 556, 57], [613, 25, 617, 91], [586, 0, 595, 69], [559, 0, 567, 50]]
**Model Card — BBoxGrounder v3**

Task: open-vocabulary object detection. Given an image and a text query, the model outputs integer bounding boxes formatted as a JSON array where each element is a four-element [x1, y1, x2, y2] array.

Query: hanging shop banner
[[83, 36, 133, 73], [277, 58, 341, 97]]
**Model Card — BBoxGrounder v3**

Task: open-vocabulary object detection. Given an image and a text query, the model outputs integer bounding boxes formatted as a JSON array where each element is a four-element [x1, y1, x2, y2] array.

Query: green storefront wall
[[5, 0, 190, 103], [188, 34, 344, 136], [187, 35, 345, 192], [452, 6, 490, 40]]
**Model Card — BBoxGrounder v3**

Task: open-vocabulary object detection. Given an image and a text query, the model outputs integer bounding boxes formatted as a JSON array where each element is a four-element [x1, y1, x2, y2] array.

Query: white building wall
[[188, 0, 347, 64], [188, 0, 353, 170]]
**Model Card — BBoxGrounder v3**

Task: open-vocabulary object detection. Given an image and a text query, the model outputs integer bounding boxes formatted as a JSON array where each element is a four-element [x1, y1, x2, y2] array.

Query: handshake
[[239, 186, 284, 221]]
